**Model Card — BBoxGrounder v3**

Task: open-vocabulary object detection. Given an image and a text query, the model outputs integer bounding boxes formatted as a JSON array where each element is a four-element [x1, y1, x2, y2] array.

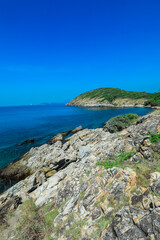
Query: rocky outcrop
[[101, 206, 160, 240], [0, 152, 31, 181], [72, 125, 83, 133], [0, 110, 160, 239], [49, 133, 63, 145]]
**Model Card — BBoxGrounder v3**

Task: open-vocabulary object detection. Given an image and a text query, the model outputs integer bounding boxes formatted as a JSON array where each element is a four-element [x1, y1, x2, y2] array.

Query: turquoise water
[[0, 104, 152, 168]]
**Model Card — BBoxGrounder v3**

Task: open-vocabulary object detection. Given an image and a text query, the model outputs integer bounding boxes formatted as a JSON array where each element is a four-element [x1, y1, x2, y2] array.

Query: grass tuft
[[97, 150, 134, 169], [148, 131, 160, 143]]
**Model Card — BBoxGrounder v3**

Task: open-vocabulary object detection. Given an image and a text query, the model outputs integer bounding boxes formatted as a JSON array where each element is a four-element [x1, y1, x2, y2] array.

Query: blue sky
[[0, 0, 160, 106]]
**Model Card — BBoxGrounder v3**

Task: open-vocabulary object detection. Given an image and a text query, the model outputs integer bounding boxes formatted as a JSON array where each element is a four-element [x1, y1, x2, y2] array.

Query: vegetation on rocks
[[14, 200, 47, 240], [144, 92, 160, 106], [97, 150, 135, 169], [103, 113, 139, 133]]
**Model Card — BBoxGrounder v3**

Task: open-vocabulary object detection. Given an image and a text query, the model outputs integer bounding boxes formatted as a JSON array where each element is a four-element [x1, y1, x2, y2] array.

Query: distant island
[[66, 88, 160, 108]]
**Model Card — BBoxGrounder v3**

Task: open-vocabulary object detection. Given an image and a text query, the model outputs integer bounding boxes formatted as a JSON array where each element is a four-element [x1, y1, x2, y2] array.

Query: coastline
[[66, 102, 160, 109], [65, 103, 160, 110], [0, 106, 154, 190], [0, 109, 160, 239]]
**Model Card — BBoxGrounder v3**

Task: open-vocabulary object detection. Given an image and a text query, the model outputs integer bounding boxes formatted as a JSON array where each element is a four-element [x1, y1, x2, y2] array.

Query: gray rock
[[102, 207, 160, 240], [63, 195, 79, 215], [151, 181, 160, 195]]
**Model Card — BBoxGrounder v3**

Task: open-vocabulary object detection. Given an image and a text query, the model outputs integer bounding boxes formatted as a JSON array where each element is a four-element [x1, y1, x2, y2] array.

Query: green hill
[[67, 88, 160, 107]]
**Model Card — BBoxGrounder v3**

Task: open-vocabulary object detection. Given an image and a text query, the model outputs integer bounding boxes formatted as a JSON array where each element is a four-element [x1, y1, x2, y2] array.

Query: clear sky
[[0, 0, 160, 106]]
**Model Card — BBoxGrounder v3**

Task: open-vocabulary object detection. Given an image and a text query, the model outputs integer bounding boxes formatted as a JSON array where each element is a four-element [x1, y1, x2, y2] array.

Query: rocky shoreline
[[0, 110, 160, 239], [66, 100, 160, 109]]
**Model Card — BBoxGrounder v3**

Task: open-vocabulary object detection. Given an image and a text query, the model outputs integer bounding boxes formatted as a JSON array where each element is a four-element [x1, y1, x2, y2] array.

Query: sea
[[0, 104, 153, 169]]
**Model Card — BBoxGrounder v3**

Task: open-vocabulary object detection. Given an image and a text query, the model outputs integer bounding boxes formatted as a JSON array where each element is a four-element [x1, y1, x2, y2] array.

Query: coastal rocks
[[1, 110, 159, 185], [66, 98, 113, 107], [72, 125, 83, 133], [27, 171, 46, 193], [45, 169, 56, 178], [49, 130, 72, 145], [49, 127, 82, 144], [61, 130, 72, 137], [0, 110, 160, 239], [32, 166, 137, 238], [66, 96, 148, 108], [151, 180, 160, 195], [0, 195, 22, 226], [49, 134, 63, 144], [101, 207, 160, 240], [66, 95, 147, 108], [33, 171, 67, 207], [0, 152, 31, 181]]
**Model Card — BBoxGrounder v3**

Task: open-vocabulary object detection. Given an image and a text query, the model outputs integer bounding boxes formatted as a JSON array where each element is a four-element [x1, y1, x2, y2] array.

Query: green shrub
[[45, 208, 59, 226], [104, 114, 139, 133]]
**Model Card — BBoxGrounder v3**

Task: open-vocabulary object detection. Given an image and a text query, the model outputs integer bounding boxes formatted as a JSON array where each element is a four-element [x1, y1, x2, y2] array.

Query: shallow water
[[0, 104, 152, 168]]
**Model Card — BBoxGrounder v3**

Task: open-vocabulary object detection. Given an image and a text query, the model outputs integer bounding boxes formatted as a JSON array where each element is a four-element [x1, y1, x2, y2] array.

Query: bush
[[103, 114, 139, 133], [148, 131, 160, 143]]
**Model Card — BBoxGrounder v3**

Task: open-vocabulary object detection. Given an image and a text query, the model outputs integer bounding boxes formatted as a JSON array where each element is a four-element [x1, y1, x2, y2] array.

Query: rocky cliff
[[0, 110, 160, 240]]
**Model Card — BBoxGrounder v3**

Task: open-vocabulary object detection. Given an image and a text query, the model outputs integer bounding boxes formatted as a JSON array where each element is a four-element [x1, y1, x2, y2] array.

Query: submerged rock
[[19, 138, 34, 145]]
